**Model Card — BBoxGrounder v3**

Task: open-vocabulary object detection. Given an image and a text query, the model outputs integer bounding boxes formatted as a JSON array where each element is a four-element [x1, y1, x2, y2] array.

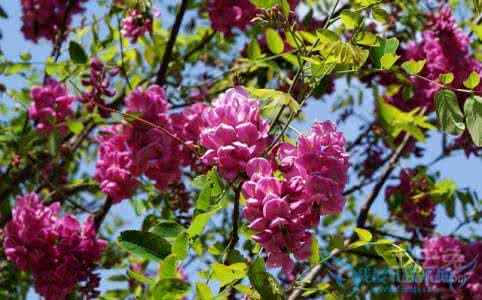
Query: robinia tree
[[1, 0, 482, 299]]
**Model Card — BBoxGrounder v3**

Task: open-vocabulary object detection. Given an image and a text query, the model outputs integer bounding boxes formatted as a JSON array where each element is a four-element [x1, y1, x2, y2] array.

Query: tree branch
[[223, 185, 241, 263], [94, 197, 113, 231], [155, 0, 189, 86]]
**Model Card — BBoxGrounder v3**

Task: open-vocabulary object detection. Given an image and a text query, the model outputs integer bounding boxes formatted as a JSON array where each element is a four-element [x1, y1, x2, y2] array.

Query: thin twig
[[155, 0, 189, 86]]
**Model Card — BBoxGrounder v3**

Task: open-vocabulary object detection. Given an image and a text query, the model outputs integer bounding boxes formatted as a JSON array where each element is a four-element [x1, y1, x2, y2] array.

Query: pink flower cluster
[[28, 79, 74, 136], [383, 7, 481, 112], [3, 193, 106, 300], [95, 85, 207, 202], [121, 10, 153, 43], [242, 121, 349, 273], [95, 125, 138, 204], [200, 87, 270, 180], [81, 58, 119, 118], [385, 169, 435, 236], [207, 0, 299, 36], [20, 0, 88, 42], [422, 236, 482, 299]]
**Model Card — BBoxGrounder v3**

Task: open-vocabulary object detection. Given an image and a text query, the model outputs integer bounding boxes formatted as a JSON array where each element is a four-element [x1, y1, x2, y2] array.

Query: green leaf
[[430, 179, 457, 202], [401, 59, 426, 75], [118, 230, 171, 262], [435, 89, 465, 135], [439, 72, 454, 85], [340, 10, 359, 30], [248, 258, 283, 300], [472, 23, 482, 40], [172, 232, 189, 260], [192, 169, 222, 211], [265, 28, 284, 54], [127, 270, 155, 285], [380, 53, 400, 70], [354, 31, 379, 47], [372, 8, 389, 22], [68, 41, 88, 64], [159, 255, 179, 279], [247, 39, 262, 60], [354, 228, 373, 242], [149, 278, 190, 300], [370, 37, 399, 67], [67, 120, 84, 135], [19, 52, 32, 61], [309, 236, 320, 265], [149, 221, 185, 242], [377, 97, 433, 142], [196, 282, 213, 300], [249, 0, 278, 8], [187, 208, 220, 238], [464, 95, 482, 146], [463, 71, 481, 89], [212, 263, 248, 287], [247, 88, 300, 112]]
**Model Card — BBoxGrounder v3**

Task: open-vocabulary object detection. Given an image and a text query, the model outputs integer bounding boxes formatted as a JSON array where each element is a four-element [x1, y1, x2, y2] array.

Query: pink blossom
[[207, 0, 299, 36], [385, 169, 435, 236], [28, 79, 74, 136], [124, 85, 182, 190], [200, 86, 270, 180], [171, 103, 209, 171], [81, 58, 119, 118], [121, 10, 153, 43], [3, 193, 106, 300], [383, 7, 481, 113], [242, 121, 348, 273], [20, 0, 88, 42], [95, 124, 138, 203]]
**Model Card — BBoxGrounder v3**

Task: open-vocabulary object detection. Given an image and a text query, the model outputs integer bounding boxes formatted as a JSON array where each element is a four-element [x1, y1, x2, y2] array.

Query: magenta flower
[[3, 193, 106, 300], [28, 79, 75, 136], [200, 86, 270, 180], [95, 125, 138, 203], [207, 0, 299, 36], [124, 85, 182, 190], [121, 10, 153, 43], [385, 169, 436, 236], [242, 121, 348, 273], [20, 0, 88, 42]]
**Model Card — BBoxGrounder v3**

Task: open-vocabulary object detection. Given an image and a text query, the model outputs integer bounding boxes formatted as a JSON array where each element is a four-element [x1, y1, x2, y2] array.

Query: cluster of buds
[[252, 4, 297, 31], [81, 58, 120, 117]]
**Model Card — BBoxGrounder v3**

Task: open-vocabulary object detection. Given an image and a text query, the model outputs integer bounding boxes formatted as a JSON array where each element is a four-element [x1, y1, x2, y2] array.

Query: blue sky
[[0, 1, 481, 299]]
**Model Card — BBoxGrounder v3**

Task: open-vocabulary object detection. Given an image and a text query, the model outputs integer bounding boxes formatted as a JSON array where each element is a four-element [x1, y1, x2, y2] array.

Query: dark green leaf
[[247, 258, 283, 300], [149, 221, 185, 242], [435, 89, 465, 135], [464, 95, 482, 146], [68, 41, 88, 64], [118, 230, 171, 262], [172, 232, 189, 260]]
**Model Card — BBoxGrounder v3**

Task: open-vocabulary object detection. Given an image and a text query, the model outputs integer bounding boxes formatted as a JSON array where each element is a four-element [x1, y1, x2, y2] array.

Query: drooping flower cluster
[[124, 85, 183, 190], [20, 0, 88, 42], [385, 168, 435, 237], [3, 193, 106, 300], [95, 125, 138, 203], [207, 0, 299, 36], [382, 7, 481, 112], [121, 10, 153, 43], [171, 103, 209, 172], [200, 86, 270, 180], [81, 58, 119, 117], [28, 79, 75, 136], [422, 236, 482, 299], [242, 121, 349, 273], [95, 85, 208, 203]]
